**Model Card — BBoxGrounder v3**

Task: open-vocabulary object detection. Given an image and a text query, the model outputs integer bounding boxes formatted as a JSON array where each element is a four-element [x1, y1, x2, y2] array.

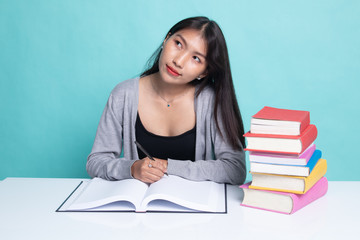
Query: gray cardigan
[[86, 77, 246, 185]]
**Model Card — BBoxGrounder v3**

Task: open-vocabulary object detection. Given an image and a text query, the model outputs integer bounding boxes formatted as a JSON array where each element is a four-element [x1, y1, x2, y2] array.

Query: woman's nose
[[173, 52, 187, 69]]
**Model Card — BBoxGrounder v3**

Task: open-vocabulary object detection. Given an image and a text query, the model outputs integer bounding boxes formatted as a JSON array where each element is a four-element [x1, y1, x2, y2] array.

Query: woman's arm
[[87, 89, 167, 182], [86, 93, 135, 180]]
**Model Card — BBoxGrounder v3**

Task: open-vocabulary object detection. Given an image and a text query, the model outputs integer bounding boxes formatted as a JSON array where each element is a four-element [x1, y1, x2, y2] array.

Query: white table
[[0, 178, 359, 240]]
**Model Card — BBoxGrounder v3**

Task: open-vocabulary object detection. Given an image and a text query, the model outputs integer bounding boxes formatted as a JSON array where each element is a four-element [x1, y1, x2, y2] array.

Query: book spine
[[299, 112, 310, 134], [303, 159, 327, 193], [290, 177, 328, 214], [300, 143, 316, 164], [299, 125, 318, 153], [307, 150, 322, 173]]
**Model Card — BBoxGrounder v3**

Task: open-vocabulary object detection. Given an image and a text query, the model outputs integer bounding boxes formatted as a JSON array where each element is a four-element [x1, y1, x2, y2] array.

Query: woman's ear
[[199, 70, 208, 79], [163, 32, 172, 45]]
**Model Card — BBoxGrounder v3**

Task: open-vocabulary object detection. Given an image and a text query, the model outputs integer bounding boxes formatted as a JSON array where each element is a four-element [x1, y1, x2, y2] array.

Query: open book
[[57, 175, 226, 213]]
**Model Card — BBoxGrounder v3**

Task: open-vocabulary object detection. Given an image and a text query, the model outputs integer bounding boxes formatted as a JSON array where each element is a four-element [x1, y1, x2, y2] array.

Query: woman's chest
[[138, 100, 196, 137]]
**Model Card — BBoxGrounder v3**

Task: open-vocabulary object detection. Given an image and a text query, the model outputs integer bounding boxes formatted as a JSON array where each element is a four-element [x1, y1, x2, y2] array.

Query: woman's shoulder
[[196, 84, 215, 102], [195, 84, 216, 115], [110, 77, 139, 97]]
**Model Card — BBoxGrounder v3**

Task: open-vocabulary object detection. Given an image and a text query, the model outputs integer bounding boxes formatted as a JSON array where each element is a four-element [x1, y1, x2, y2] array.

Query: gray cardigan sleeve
[[167, 121, 246, 185], [86, 93, 135, 180]]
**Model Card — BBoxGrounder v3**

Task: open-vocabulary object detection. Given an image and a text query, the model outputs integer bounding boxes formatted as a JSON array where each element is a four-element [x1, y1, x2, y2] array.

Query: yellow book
[[249, 158, 327, 194]]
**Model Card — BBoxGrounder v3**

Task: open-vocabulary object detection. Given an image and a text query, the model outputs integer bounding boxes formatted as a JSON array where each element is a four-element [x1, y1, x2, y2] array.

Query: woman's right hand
[[131, 157, 168, 184]]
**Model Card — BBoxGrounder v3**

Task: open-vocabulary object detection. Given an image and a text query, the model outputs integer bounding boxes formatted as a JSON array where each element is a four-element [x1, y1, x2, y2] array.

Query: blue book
[[249, 150, 322, 177], [306, 150, 322, 172]]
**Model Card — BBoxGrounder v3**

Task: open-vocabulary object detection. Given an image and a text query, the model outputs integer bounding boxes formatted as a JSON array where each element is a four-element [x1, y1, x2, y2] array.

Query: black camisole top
[[135, 113, 196, 161]]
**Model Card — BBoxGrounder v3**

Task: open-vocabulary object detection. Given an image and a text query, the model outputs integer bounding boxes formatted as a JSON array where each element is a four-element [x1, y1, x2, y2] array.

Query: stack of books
[[240, 106, 328, 214]]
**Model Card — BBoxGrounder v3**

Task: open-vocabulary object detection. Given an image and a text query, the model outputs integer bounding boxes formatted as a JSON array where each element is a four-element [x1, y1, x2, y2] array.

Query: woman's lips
[[166, 65, 181, 76]]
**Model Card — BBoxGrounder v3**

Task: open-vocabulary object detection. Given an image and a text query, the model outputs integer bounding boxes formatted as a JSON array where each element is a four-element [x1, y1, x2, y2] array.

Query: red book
[[244, 124, 318, 155], [251, 106, 310, 136]]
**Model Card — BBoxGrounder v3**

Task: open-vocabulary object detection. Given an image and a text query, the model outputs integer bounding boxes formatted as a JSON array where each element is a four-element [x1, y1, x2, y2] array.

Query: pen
[[134, 141, 155, 161], [134, 140, 168, 176]]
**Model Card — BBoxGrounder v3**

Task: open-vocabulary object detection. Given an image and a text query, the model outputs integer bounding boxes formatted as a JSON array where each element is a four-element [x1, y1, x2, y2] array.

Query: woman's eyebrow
[[175, 33, 206, 59]]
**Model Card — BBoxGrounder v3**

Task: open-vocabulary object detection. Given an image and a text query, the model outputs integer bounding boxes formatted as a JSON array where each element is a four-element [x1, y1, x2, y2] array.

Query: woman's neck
[[149, 72, 193, 100]]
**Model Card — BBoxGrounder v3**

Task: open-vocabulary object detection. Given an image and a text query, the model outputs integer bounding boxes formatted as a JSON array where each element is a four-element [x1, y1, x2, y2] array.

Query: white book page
[[140, 175, 225, 212], [251, 174, 304, 192], [67, 178, 149, 210], [250, 162, 309, 176], [249, 154, 307, 165], [251, 118, 301, 127], [247, 137, 301, 152], [242, 188, 293, 213], [250, 124, 300, 135]]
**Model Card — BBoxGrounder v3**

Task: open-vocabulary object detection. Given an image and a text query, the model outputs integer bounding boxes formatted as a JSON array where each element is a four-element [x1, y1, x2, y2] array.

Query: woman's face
[[158, 28, 208, 85]]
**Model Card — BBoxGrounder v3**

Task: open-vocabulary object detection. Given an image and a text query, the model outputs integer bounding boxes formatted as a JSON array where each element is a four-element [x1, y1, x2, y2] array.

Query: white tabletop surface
[[0, 178, 359, 240]]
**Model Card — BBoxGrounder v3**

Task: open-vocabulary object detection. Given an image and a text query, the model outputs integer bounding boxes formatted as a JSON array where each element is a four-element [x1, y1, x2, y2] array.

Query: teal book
[[306, 150, 322, 172]]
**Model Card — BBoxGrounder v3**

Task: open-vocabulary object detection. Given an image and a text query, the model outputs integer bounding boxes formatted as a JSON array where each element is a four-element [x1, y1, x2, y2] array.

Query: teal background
[[1, 0, 359, 181]]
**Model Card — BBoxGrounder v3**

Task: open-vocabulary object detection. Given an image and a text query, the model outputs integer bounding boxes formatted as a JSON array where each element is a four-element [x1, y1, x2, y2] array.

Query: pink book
[[249, 143, 316, 165], [239, 177, 328, 214]]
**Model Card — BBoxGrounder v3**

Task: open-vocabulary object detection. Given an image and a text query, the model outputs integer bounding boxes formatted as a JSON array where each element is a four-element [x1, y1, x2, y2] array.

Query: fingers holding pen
[[133, 141, 168, 182], [151, 158, 168, 174], [131, 157, 168, 184]]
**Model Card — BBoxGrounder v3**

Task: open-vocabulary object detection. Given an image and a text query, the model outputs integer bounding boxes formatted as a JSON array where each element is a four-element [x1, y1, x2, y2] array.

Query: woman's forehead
[[172, 29, 208, 56]]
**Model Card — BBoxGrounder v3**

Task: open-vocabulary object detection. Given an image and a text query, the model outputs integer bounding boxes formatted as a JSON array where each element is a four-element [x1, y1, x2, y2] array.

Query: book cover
[[249, 143, 316, 166], [249, 158, 327, 194], [244, 124, 318, 154], [251, 106, 310, 134], [239, 177, 328, 214], [249, 150, 322, 176]]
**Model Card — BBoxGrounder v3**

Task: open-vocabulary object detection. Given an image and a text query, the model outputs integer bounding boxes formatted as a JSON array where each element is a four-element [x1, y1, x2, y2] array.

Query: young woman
[[86, 16, 246, 185]]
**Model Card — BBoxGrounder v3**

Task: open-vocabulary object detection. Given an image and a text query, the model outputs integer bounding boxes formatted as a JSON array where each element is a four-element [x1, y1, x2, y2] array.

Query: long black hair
[[141, 16, 246, 150]]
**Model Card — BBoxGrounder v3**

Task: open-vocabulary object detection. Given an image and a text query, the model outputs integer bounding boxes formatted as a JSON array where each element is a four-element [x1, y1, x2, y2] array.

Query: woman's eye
[[193, 56, 201, 63], [175, 41, 182, 48]]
